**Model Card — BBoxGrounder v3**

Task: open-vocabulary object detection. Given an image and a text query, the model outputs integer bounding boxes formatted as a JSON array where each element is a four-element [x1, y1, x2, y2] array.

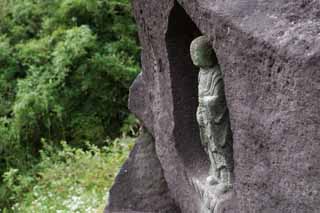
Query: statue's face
[[190, 36, 215, 68], [190, 48, 202, 67]]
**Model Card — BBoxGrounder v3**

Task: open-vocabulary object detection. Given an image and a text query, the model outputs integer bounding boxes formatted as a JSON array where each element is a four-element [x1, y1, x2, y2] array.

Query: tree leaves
[[0, 0, 139, 207]]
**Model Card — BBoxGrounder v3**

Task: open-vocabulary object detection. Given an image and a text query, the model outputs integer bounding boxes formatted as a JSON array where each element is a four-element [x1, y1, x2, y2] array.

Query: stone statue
[[190, 36, 234, 212]]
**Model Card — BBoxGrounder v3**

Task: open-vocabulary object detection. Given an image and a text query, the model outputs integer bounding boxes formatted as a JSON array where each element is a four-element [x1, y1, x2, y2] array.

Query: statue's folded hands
[[200, 95, 218, 106]]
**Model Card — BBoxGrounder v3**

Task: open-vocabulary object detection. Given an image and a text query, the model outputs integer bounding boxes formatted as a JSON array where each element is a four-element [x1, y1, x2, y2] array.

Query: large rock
[[105, 129, 180, 212], [107, 0, 320, 212]]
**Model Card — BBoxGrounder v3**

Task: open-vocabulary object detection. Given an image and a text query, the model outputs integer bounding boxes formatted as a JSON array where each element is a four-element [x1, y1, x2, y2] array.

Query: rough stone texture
[[105, 129, 180, 213], [107, 0, 320, 212]]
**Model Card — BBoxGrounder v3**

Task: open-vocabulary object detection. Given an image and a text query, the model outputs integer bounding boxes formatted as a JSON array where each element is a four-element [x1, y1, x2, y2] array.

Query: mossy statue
[[190, 36, 234, 212]]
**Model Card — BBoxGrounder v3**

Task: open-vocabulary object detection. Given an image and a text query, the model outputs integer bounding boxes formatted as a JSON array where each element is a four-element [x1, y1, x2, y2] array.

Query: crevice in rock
[[165, 1, 211, 177]]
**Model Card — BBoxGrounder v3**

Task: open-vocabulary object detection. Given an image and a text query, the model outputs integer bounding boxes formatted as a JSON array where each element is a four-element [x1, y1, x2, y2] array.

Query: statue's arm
[[201, 80, 227, 123]]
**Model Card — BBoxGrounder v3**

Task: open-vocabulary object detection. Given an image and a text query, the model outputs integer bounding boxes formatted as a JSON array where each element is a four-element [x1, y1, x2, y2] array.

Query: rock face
[[105, 129, 180, 212], [106, 0, 320, 212]]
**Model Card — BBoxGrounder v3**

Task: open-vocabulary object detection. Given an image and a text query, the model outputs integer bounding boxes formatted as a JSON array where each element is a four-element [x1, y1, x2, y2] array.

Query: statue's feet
[[206, 175, 219, 185], [203, 182, 233, 212], [215, 182, 232, 195], [213, 190, 235, 213], [203, 186, 216, 210]]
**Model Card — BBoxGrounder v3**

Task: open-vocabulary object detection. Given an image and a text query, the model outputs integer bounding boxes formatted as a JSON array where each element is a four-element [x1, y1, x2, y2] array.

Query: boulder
[[105, 129, 180, 213], [107, 0, 320, 212]]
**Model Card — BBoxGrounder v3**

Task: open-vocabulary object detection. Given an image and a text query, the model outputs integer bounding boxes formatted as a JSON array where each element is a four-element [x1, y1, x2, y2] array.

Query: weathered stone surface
[[107, 0, 320, 212], [105, 129, 180, 213], [190, 35, 234, 212]]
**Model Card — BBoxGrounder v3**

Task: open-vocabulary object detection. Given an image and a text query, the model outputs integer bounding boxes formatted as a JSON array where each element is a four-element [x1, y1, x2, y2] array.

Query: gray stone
[[190, 35, 234, 212], [107, 0, 320, 212], [105, 129, 180, 213]]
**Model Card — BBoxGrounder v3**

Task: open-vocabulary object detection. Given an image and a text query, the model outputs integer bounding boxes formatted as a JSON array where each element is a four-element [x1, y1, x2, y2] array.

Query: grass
[[2, 137, 134, 213]]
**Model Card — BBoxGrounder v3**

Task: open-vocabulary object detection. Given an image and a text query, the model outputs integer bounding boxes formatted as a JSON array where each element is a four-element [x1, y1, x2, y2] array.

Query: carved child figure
[[190, 36, 234, 200]]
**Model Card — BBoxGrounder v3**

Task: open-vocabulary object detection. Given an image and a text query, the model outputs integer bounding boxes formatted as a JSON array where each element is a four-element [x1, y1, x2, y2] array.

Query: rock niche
[[106, 0, 320, 212]]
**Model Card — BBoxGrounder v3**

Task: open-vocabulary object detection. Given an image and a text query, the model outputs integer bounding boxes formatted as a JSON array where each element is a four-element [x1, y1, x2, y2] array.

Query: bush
[[0, 0, 140, 148], [2, 137, 134, 212], [0, 0, 140, 209]]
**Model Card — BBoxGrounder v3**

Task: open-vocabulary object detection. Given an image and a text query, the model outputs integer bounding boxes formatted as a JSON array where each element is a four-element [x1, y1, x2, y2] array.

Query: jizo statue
[[190, 36, 234, 211]]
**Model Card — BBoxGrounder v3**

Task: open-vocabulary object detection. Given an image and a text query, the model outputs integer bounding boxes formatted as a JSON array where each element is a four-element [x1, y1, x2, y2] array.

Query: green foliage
[[2, 137, 134, 212], [0, 0, 139, 149], [0, 0, 140, 209], [6, 0, 139, 145], [13, 26, 98, 145], [0, 36, 20, 117]]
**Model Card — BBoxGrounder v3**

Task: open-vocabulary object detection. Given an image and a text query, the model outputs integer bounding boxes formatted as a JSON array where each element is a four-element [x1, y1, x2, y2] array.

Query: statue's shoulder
[[211, 66, 223, 84], [212, 65, 222, 73]]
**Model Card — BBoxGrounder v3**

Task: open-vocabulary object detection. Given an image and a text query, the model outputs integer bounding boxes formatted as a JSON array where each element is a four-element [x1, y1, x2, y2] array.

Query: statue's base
[[191, 178, 236, 213]]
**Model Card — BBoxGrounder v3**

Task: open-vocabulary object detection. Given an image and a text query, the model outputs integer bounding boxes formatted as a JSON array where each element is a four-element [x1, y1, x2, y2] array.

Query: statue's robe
[[197, 65, 233, 181]]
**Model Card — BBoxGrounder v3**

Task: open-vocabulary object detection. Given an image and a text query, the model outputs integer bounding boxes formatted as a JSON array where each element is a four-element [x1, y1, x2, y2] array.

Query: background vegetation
[[0, 0, 140, 211]]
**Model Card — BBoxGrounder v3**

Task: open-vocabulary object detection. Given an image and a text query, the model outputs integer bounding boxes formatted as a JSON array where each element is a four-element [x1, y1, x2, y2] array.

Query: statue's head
[[190, 36, 217, 68]]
